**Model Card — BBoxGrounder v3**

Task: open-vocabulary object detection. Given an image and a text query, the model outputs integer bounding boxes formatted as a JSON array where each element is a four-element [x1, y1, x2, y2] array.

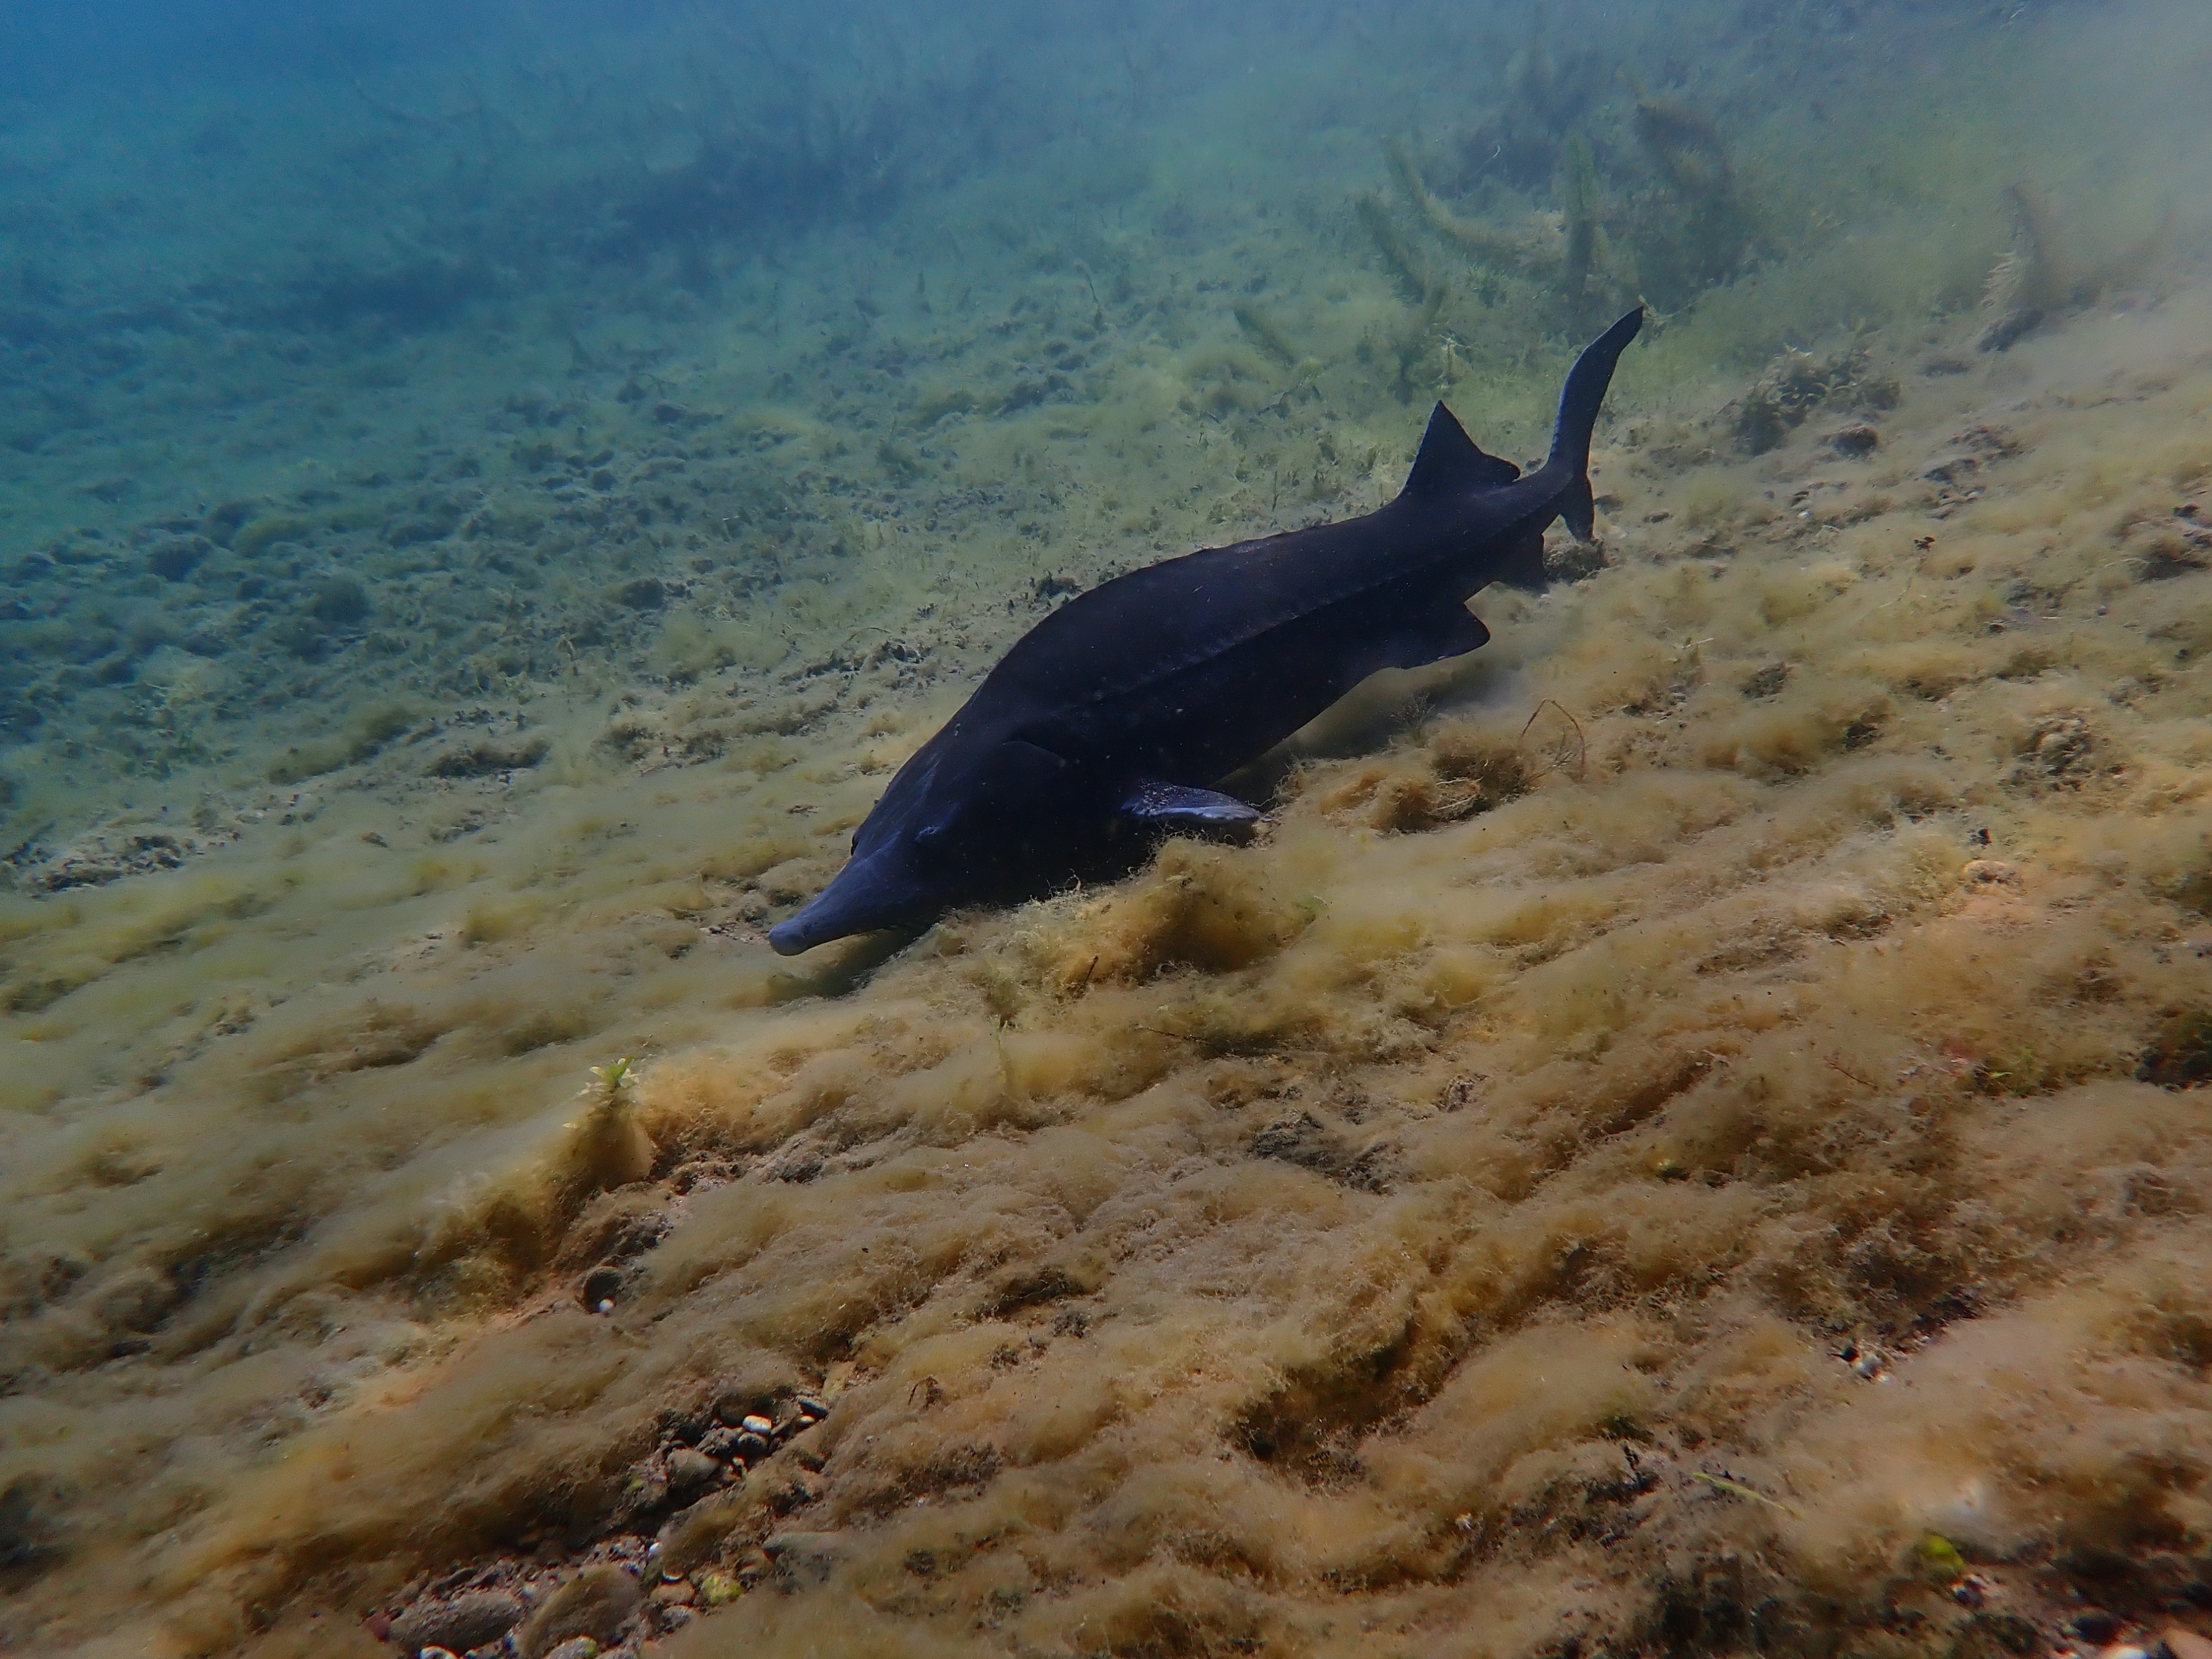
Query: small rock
[[1740, 661, 1790, 699], [665, 1449, 721, 1500], [1829, 422, 1881, 458], [658, 1401, 713, 1445], [543, 1641, 600, 1659], [1542, 535, 1607, 583], [695, 1426, 742, 1460], [795, 1395, 828, 1420], [740, 1414, 775, 1437], [386, 1588, 524, 1655], [517, 1566, 642, 1659], [1950, 1572, 1995, 1609], [735, 1431, 771, 1461], [579, 1266, 624, 1311], [2029, 716, 2094, 778], [695, 1568, 743, 1609], [1839, 1341, 1887, 1381], [763, 1531, 848, 1587], [623, 1463, 669, 1514], [710, 1364, 804, 1427], [2073, 1612, 2123, 1646], [650, 1578, 697, 1607]]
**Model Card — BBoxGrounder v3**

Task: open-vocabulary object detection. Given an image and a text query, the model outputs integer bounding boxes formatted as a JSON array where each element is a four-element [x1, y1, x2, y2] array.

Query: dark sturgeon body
[[769, 308, 1643, 955]]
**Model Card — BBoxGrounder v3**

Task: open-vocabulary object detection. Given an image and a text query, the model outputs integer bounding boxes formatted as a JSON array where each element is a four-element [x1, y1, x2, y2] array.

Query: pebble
[[740, 1414, 775, 1437], [1838, 1341, 1887, 1381], [543, 1641, 601, 1659], [387, 1588, 525, 1655], [2074, 1612, 2123, 1646], [665, 1448, 721, 1499], [763, 1531, 847, 1586], [693, 1568, 743, 1609], [735, 1431, 771, 1461], [1949, 1572, 1994, 1609], [517, 1566, 641, 1659], [711, 1390, 767, 1427], [695, 1426, 742, 1461], [796, 1395, 828, 1420], [1829, 422, 1881, 458]]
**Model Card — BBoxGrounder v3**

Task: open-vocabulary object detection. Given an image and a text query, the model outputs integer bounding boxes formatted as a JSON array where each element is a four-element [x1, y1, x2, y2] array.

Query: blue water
[[1, 0, 2195, 864]]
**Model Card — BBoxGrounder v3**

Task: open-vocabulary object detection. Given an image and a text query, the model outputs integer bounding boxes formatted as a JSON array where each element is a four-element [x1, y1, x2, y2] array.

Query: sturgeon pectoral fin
[[1121, 782, 1263, 832]]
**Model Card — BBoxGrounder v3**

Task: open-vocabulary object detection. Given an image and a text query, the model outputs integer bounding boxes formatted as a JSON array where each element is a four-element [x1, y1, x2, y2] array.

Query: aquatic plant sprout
[[1, 1, 2211, 1655]]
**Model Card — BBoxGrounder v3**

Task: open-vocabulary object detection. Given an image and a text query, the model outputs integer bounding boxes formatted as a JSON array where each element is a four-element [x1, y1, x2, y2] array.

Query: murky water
[[4, 2, 2212, 1654]]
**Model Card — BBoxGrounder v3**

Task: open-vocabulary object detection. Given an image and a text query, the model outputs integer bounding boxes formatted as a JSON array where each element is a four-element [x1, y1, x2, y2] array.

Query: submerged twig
[[1517, 699, 1588, 781], [1824, 1054, 1878, 1090], [1692, 1470, 1801, 1519]]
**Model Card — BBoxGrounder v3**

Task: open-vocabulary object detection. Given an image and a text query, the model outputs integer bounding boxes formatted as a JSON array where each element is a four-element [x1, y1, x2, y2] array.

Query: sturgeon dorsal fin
[[1401, 403, 1521, 501]]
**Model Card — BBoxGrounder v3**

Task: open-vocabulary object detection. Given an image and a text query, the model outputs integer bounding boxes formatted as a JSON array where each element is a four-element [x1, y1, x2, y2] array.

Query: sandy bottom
[[5, 4, 2212, 1653], [4, 277, 2212, 1656]]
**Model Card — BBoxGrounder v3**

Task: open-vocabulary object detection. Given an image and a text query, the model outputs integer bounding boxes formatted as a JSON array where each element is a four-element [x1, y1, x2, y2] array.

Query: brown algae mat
[[3, 284, 2212, 1656]]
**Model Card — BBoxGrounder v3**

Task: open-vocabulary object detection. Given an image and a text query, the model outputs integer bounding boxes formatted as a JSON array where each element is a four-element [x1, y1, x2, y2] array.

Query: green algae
[[1355, 191, 1434, 304], [1231, 301, 1302, 369]]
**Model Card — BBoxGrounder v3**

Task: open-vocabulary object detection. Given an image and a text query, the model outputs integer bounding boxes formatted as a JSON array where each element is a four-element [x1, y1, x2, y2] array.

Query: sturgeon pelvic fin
[[1385, 603, 1490, 669], [1547, 306, 1645, 540]]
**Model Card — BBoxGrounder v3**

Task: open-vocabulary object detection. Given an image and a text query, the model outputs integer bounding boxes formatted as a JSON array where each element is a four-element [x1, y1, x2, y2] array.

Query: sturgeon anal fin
[[1401, 403, 1522, 501], [1385, 603, 1492, 670], [1121, 782, 1263, 832]]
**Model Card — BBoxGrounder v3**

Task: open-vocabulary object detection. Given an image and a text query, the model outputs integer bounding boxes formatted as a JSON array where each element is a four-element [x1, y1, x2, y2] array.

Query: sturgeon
[[770, 307, 1643, 955]]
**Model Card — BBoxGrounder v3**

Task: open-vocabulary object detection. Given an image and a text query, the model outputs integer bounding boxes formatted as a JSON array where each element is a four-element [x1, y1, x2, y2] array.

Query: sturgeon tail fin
[[1545, 306, 1644, 541]]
